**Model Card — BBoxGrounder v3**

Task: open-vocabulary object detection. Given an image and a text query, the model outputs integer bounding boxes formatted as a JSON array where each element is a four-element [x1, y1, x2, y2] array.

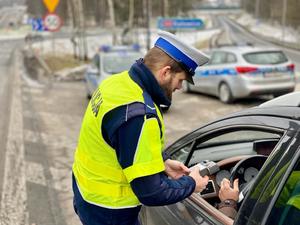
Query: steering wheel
[[229, 155, 267, 202]]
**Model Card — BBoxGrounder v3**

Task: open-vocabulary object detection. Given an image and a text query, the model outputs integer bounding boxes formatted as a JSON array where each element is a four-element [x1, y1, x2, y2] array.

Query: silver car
[[85, 45, 143, 98], [183, 46, 296, 103]]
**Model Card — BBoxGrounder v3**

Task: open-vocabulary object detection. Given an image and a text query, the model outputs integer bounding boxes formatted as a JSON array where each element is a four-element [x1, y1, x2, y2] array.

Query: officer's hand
[[164, 159, 190, 179], [189, 166, 209, 193], [219, 178, 239, 201]]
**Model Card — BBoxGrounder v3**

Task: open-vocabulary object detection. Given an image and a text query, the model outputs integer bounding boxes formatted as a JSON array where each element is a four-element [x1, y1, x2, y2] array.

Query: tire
[[182, 81, 190, 93], [219, 83, 233, 103]]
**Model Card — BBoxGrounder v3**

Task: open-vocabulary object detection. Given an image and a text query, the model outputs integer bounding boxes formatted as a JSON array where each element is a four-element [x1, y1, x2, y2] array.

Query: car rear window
[[243, 51, 288, 65]]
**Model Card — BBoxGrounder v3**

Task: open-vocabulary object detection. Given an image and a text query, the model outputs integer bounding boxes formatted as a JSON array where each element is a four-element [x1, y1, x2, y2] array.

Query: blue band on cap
[[155, 37, 197, 75]]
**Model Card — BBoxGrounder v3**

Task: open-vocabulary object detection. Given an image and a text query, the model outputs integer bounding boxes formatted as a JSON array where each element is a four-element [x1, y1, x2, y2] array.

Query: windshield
[[243, 51, 288, 65], [103, 52, 141, 74]]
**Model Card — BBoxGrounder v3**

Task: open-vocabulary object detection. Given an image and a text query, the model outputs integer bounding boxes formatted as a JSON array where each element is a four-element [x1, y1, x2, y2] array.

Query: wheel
[[219, 83, 233, 103], [182, 81, 190, 93]]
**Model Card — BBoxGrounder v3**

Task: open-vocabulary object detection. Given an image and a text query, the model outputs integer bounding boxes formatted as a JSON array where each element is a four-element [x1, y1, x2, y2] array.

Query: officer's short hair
[[144, 47, 184, 74]]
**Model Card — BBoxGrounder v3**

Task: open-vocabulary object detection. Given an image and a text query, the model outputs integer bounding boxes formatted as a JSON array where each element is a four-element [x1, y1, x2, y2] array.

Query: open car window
[[171, 143, 193, 163], [188, 129, 281, 166], [170, 128, 282, 166]]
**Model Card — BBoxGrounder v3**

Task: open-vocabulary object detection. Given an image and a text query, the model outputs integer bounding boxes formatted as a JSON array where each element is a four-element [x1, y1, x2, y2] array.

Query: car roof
[[211, 45, 284, 55], [259, 92, 300, 107], [220, 92, 300, 120]]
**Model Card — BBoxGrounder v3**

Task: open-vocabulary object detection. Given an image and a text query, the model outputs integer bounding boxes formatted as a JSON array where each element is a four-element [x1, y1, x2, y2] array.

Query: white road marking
[[0, 51, 29, 225]]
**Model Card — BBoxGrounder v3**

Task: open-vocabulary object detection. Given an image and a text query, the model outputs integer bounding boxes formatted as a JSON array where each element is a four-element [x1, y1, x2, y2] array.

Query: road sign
[[43, 0, 60, 13], [157, 18, 204, 30], [30, 18, 45, 31], [43, 13, 62, 32]]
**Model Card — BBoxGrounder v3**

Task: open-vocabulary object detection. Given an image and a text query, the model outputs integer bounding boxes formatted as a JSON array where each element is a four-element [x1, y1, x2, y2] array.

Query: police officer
[[72, 31, 211, 225]]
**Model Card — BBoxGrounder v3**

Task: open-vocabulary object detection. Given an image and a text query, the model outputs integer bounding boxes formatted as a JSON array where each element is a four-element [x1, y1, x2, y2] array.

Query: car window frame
[[265, 151, 300, 225], [183, 125, 283, 166], [226, 52, 237, 64], [209, 50, 237, 65], [261, 131, 300, 224], [209, 51, 228, 65], [234, 128, 300, 225], [163, 114, 300, 225], [182, 126, 286, 225]]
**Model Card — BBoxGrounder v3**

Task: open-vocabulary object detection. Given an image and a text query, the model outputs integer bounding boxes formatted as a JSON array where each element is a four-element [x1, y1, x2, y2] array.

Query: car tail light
[[236, 66, 258, 74], [287, 64, 295, 72]]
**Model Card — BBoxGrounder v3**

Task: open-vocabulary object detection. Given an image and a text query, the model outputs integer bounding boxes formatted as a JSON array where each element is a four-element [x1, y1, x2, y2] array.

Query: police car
[[182, 45, 296, 103], [85, 44, 143, 98]]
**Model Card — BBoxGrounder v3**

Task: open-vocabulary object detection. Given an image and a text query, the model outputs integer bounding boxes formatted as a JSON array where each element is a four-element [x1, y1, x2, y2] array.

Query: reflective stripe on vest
[[73, 71, 165, 208]]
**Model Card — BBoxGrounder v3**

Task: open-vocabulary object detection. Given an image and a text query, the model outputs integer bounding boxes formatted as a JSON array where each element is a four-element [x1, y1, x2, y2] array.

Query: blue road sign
[[157, 18, 204, 30], [30, 18, 45, 31]]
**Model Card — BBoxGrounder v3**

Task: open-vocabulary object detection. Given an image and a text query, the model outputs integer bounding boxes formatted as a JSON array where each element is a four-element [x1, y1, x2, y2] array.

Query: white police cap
[[154, 30, 209, 84]]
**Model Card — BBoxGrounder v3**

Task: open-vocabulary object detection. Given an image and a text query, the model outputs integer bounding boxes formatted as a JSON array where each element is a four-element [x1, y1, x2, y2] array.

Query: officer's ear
[[157, 65, 172, 83]]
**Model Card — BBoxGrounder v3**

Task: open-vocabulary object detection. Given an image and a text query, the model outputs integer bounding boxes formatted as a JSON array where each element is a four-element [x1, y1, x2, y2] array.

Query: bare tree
[[128, 0, 134, 29], [107, 0, 117, 44], [163, 0, 169, 17]]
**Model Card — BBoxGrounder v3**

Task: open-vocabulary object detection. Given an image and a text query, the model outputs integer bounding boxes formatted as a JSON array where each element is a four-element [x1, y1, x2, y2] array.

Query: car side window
[[226, 52, 237, 63], [189, 129, 281, 165], [266, 159, 300, 225], [201, 130, 280, 145], [210, 52, 227, 65], [171, 143, 193, 163]]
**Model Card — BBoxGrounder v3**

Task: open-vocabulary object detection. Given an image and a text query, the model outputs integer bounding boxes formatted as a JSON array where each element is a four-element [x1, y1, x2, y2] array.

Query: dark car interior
[[170, 128, 283, 224], [193, 139, 278, 204]]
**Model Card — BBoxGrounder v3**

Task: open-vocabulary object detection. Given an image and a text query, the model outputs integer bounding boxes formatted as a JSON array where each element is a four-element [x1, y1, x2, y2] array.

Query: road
[[0, 39, 22, 207]]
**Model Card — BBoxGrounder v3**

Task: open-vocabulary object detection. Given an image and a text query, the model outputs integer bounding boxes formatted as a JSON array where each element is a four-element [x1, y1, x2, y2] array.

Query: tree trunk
[[107, 0, 117, 44], [128, 0, 134, 29], [163, 0, 169, 17]]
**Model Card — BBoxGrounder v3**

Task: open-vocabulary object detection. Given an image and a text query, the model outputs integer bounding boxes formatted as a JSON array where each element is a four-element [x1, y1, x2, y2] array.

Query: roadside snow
[[31, 28, 220, 59], [235, 12, 300, 44]]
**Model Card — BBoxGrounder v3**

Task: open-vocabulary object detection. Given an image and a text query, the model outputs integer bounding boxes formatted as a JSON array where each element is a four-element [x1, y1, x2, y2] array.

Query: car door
[[142, 115, 287, 225], [235, 127, 300, 225], [193, 51, 226, 95], [194, 51, 237, 96]]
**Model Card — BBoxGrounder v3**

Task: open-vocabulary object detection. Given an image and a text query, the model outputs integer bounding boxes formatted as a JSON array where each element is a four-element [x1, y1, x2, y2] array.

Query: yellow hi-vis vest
[[72, 71, 165, 209]]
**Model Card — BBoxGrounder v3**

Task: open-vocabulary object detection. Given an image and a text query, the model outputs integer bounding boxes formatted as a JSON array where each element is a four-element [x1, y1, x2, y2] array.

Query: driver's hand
[[189, 166, 209, 193], [219, 178, 239, 201]]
